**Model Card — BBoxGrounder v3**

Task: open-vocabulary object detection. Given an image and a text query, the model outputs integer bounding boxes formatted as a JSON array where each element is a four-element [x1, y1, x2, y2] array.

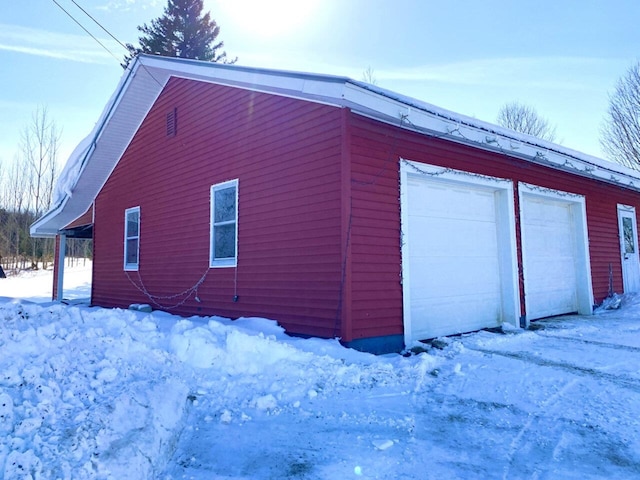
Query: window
[[623, 216, 636, 253], [124, 206, 140, 271], [210, 180, 238, 267]]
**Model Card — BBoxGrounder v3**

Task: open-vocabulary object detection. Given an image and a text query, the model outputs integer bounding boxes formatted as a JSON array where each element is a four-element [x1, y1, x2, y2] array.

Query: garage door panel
[[409, 216, 499, 257], [525, 202, 571, 224], [527, 257, 576, 277], [409, 256, 501, 295], [410, 294, 501, 339], [411, 183, 496, 219], [405, 175, 506, 340], [525, 225, 573, 256], [521, 194, 579, 320], [525, 289, 577, 319]]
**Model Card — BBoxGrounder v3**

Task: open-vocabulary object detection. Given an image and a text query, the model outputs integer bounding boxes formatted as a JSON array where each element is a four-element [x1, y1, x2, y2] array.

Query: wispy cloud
[[230, 52, 625, 94], [0, 24, 115, 64], [375, 57, 626, 91], [96, 0, 161, 13]]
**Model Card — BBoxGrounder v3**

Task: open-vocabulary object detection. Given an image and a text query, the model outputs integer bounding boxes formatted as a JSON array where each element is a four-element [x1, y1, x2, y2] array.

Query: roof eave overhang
[[30, 56, 165, 237], [30, 198, 68, 238], [341, 82, 640, 192], [31, 55, 640, 240], [30, 55, 353, 238]]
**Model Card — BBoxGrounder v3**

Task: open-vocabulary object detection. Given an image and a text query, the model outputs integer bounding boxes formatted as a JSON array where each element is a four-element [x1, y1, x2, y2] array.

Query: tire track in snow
[[501, 378, 579, 480], [535, 332, 640, 353], [466, 347, 640, 393]]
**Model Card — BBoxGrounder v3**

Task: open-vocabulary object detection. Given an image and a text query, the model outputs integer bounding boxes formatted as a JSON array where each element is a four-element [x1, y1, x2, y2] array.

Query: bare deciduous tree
[[20, 107, 60, 269], [0, 108, 70, 273], [362, 66, 378, 85], [0, 157, 30, 271], [21, 107, 60, 217], [496, 101, 557, 142], [601, 62, 640, 169]]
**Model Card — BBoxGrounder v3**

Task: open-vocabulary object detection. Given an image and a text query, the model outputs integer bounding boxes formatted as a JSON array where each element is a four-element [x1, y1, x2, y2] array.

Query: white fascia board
[[31, 58, 169, 237], [87, 63, 170, 199], [32, 54, 640, 238], [168, 72, 347, 113], [342, 82, 640, 193], [139, 54, 348, 100], [30, 198, 67, 238], [141, 57, 348, 109]]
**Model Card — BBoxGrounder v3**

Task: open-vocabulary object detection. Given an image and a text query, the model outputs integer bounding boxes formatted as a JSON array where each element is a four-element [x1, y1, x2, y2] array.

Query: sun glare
[[216, 0, 321, 38]]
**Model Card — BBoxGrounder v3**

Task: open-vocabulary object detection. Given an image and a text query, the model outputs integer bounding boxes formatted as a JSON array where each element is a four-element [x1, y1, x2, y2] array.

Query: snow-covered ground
[[0, 260, 92, 304], [1, 266, 640, 479]]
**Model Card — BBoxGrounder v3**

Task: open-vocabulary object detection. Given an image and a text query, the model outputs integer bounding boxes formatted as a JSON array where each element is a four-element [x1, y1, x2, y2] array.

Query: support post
[[54, 234, 66, 301]]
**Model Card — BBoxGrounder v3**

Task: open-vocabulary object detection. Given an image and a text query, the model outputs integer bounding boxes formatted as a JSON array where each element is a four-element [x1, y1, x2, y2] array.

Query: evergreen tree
[[123, 0, 236, 68]]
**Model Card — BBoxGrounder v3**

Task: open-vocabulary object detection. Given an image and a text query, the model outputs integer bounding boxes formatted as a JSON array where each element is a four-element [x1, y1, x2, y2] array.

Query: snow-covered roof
[[31, 54, 640, 237]]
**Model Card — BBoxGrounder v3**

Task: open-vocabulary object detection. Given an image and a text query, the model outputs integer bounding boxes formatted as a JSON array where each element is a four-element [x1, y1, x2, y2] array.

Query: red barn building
[[32, 55, 640, 353]]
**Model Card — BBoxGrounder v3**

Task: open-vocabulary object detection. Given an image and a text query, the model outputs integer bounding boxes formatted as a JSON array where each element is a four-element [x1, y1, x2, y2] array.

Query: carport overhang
[[50, 221, 94, 302]]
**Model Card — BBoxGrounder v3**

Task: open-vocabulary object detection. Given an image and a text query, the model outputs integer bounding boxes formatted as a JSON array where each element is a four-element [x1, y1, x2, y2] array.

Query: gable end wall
[[93, 78, 345, 338]]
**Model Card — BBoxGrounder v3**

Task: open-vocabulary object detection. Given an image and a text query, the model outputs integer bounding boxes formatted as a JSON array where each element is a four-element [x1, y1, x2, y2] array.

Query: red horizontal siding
[[93, 78, 344, 338], [348, 114, 404, 340], [347, 112, 640, 340], [92, 77, 640, 347]]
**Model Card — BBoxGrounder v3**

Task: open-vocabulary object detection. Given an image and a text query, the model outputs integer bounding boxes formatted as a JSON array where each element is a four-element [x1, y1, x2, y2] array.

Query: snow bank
[[0, 301, 190, 479], [0, 299, 441, 479], [5, 265, 640, 479]]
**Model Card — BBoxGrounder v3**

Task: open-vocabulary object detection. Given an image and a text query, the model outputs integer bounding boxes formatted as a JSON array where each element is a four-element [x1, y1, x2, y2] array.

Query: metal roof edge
[[30, 57, 146, 236], [137, 53, 352, 85], [33, 55, 640, 239], [341, 81, 640, 191], [29, 196, 68, 238]]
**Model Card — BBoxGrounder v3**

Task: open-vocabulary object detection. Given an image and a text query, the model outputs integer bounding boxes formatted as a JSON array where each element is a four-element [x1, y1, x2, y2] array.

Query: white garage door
[[404, 176, 504, 340], [520, 193, 580, 320]]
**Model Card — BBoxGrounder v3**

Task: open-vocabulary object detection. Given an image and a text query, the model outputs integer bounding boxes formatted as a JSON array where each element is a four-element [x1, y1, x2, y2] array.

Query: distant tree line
[[0, 107, 91, 275], [4, 0, 231, 276]]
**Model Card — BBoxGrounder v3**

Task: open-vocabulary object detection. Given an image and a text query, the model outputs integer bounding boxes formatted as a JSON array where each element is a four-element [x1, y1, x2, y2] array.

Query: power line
[[51, 0, 167, 87], [69, 0, 130, 52], [51, 0, 121, 63]]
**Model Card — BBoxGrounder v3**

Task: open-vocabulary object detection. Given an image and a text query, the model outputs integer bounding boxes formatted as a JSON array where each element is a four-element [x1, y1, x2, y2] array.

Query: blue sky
[[1, 0, 639, 168]]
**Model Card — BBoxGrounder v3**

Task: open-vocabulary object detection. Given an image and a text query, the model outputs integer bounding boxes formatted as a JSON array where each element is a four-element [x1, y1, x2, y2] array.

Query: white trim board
[[518, 183, 593, 323], [400, 159, 520, 345]]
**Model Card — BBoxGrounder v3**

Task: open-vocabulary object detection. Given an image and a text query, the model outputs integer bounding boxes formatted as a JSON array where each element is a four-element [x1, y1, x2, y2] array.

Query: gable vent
[[166, 108, 177, 137]]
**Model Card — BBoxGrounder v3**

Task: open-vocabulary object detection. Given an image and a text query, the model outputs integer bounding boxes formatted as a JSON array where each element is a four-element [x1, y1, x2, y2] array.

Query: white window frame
[[210, 179, 238, 268], [124, 206, 140, 271]]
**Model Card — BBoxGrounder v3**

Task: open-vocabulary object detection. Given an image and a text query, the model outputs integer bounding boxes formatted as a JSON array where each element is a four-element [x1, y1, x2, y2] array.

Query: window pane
[[126, 238, 139, 265], [214, 223, 236, 259], [214, 187, 236, 223], [623, 216, 635, 254], [127, 211, 139, 237]]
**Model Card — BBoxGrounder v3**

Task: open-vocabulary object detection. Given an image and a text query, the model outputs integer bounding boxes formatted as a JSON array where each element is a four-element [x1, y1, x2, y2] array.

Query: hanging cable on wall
[[125, 268, 210, 310]]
